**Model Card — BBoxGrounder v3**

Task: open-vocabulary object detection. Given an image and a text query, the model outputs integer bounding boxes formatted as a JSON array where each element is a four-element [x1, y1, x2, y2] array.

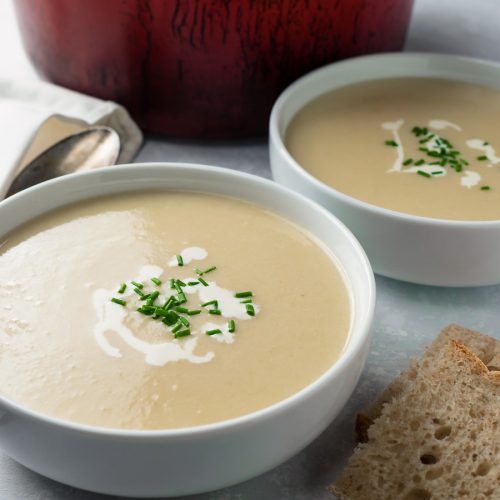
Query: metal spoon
[[5, 126, 121, 197]]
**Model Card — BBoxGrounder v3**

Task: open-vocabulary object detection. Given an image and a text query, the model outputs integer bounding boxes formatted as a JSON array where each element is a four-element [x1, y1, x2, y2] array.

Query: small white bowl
[[270, 53, 500, 287], [0, 163, 375, 497]]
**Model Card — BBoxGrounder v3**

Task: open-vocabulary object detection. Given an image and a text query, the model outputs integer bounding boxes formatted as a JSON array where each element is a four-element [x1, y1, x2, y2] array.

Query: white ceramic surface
[[0, 163, 375, 497], [269, 52, 500, 287]]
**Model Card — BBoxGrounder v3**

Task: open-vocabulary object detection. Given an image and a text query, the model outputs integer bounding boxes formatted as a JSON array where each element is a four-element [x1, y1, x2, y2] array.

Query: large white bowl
[[0, 163, 375, 497], [270, 52, 500, 287]]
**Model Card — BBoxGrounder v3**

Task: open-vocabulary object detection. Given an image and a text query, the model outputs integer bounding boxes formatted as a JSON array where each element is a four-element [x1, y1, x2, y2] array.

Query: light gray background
[[0, 0, 499, 498]]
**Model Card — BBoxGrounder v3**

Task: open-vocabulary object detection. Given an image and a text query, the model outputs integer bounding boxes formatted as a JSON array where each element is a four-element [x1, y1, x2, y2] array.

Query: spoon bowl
[[6, 126, 120, 196]]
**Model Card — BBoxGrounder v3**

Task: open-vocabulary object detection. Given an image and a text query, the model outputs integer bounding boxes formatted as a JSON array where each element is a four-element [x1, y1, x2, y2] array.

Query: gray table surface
[[1, 0, 500, 498]]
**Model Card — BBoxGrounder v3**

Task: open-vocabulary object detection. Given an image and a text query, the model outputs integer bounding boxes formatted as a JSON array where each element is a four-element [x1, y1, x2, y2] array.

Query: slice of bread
[[330, 326, 500, 500], [355, 324, 500, 443]]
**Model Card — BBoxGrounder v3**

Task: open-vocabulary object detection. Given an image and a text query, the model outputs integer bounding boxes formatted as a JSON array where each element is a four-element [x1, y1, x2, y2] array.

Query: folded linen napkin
[[0, 78, 143, 198]]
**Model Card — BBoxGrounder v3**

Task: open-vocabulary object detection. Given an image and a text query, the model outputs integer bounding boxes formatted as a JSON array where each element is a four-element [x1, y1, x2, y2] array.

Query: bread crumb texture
[[331, 325, 500, 500]]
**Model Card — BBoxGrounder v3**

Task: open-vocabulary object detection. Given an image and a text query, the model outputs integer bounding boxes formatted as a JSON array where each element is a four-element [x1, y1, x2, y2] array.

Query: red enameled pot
[[14, 0, 414, 138]]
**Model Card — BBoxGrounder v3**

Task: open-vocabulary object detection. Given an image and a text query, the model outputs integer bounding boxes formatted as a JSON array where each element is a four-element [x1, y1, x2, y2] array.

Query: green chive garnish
[[403, 158, 413, 166], [187, 281, 199, 286], [176, 279, 186, 287], [235, 291, 253, 298], [483, 141, 489, 146], [162, 311, 179, 326], [201, 300, 218, 308], [384, 140, 398, 147], [174, 329, 191, 339], [431, 171, 443, 175], [163, 296, 176, 310], [198, 277, 209, 287], [169, 278, 175, 289], [111, 298, 126, 306], [133, 287, 146, 298], [178, 316, 190, 327], [206, 329, 222, 336], [240, 299, 253, 304], [117, 283, 127, 294], [131, 281, 143, 289], [175, 306, 189, 314], [209, 309, 222, 315], [481, 186, 491, 191], [172, 323, 183, 333], [176, 254, 184, 266], [228, 320, 236, 333], [187, 309, 201, 316], [417, 170, 431, 178], [196, 266, 217, 275], [477, 155, 488, 161], [176, 292, 187, 304], [415, 159, 425, 166], [151, 277, 162, 286], [146, 291, 160, 306], [246, 304, 255, 316]]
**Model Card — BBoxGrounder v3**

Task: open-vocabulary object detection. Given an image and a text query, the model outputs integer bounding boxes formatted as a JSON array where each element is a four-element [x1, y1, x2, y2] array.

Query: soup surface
[[0, 191, 351, 430], [286, 78, 500, 220]]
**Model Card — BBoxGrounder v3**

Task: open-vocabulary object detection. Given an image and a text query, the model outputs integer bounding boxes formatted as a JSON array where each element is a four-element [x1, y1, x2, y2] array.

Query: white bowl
[[270, 52, 500, 287], [0, 163, 375, 497]]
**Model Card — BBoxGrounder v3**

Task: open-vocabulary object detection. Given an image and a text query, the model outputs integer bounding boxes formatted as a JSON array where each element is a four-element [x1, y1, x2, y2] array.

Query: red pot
[[15, 0, 414, 138]]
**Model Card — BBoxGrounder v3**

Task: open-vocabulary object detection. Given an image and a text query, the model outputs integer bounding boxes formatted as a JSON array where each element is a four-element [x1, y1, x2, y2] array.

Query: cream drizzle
[[92, 256, 259, 366], [466, 139, 500, 167], [428, 119, 462, 131], [460, 170, 482, 188], [382, 120, 405, 172], [168, 246, 207, 267]]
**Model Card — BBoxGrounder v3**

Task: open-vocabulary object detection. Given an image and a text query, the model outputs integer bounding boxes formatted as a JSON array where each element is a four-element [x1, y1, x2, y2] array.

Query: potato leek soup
[[285, 78, 500, 220], [0, 191, 351, 430]]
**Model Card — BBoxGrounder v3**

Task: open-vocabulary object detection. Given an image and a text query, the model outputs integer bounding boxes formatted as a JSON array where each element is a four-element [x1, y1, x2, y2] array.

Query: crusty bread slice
[[355, 324, 500, 443], [330, 338, 500, 500]]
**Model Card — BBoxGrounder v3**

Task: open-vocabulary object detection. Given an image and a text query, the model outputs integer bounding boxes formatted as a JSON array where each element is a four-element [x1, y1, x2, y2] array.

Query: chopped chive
[[418, 147, 429, 153], [176, 292, 187, 304], [140, 293, 151, 301], [178, 316, 190, 327], [151, 277, 162, 286], [228, 320, 236, 333], [209, 309, 222, 315], [175, 306, 189, 314], [460, 159, 469, 165], [169, 278, 175, 289], [172, 322, 184, 333], [206, 328, 222, 336], [194, 268, 203, 275], [384, 140, 398, 147], [201, 300, 218, 308], [146, 291, 160, 306], [187, 309, 202, 316], [162, 311, 179, 326], [131, 280, 143, 289], [240, 299, 253, 304], [417, 170, 431, 178], [117, 283, 127, 294], [483, 141, 490, 146], [246, 303, 255, 316], [163, 296, 176, 310], [235, 291, 253, 298], [174, 329, 191, 339], [431, 171, 444, 175], [137, 305, 156, 315], [198, 266, 217, 275], [176, 279, 186, 287], [187, 281, 199, 286], [198, 277, 209, 287], [415, 159, 426, 166], [176, 254, 184, 266], [133, 287, 146, 298], [477, 155, 488, 161], [111, 298, 126, 306], [403, 158, 413, 166], [152, 308, 169, 317], [481, 185, 491, 191]]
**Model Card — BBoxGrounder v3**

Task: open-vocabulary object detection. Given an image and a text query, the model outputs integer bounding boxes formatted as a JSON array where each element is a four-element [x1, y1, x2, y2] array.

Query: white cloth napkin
[[0, 78, 143, 198]]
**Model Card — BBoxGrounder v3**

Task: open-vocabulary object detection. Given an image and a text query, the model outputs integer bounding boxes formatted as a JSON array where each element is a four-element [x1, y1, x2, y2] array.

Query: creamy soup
[[286, 78, 500, 220], [0, 191, 351, 430]]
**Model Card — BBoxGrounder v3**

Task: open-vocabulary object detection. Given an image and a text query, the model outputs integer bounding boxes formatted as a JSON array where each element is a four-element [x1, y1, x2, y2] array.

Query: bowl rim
[[0, 162, 375, 439], [269, 51, 500, 227]]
